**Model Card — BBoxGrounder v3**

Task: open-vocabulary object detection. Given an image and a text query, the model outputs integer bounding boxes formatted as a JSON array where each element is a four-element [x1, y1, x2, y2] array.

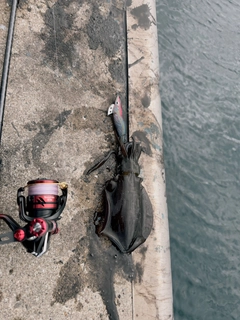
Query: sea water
[[156, 0, 240, 319]]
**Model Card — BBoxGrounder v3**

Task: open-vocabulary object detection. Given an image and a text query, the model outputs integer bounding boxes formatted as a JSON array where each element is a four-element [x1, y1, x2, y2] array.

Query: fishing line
[[124, 4, 136, 320], [27, 181, 59, 196]]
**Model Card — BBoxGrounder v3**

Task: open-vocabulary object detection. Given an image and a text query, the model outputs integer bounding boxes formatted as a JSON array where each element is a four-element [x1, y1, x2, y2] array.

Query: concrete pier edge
[[127, 1, 173, 319], [0, 1, 173, 319]]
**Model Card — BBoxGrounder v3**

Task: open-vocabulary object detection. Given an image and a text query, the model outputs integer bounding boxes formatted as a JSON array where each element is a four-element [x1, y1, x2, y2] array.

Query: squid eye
[[106, 180, 117, 192]]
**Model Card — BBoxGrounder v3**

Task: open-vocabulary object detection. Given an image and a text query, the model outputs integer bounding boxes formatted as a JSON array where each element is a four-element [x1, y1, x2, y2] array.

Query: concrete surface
[[127, 1, 173, 319], [0, 0, 173, 319]]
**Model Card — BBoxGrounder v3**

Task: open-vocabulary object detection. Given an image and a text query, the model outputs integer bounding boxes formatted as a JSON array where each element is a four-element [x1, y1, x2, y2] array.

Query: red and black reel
[[0, 178, 68, 257]]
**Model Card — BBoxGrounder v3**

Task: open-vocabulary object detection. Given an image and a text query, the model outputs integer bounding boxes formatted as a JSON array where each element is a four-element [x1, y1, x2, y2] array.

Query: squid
[[87, 96, 153, 253]]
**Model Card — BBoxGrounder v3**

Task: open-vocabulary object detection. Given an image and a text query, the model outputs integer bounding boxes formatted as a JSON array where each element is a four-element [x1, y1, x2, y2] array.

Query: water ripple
[[157, 0, 240, 319]]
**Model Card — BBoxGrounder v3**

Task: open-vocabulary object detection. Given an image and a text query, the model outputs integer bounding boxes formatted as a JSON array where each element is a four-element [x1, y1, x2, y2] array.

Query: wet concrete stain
[[40, 0, 82, 74], [132, 106, 163, 153], [53, 214, 137, 320], [0, 110, 71, 194], [23, 104, 117, 175], [69, 106, 113, 134], [144, 123, 162, 152], [130, 4, 151, 30], [86, 5, 122, 58], [24, 109, 71, 170], [134, 245, 148, 283], [108, 59, 125, 83], [70, 106, 118, 175], [0, 107, 72, 174], [40, 0, 126, 97]]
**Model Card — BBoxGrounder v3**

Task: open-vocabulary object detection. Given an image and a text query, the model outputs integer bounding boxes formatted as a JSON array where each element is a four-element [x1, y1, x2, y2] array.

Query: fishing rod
[[0, 0, 19, 143], [0, 3, 69, 257], [123, 5, 129, 142]]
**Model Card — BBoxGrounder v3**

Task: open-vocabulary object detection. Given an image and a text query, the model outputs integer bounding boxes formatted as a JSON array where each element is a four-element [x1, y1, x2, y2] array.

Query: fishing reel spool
[[0, 178, 68, 257]]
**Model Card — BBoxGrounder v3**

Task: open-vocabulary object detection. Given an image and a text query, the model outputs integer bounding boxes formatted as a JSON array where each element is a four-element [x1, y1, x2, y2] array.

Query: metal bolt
[[33, 222, 42, 233]]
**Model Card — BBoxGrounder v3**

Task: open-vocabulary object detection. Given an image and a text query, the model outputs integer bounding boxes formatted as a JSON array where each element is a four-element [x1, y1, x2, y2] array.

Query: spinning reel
[[0, 179, 68, 257]]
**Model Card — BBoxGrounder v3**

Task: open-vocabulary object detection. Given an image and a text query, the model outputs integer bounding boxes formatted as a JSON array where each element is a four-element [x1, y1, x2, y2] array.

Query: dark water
[[156, 1, 240, 319]]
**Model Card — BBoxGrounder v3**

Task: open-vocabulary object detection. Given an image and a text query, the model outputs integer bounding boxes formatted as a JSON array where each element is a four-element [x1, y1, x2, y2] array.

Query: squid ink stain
[[86, 5, 122, 58], [132, 131, 152, 156], [69, 106, 113, 133], [41, 0, 82, 73], [135, 262, 144, 283], [24, 109, 71, 169], [41, 0, 126, 93], [130, 4, 151, 30], [126, 0, 132, 7], [141, 93, 151, 108], [108, 59, 125, 83], [53, 216, 136, 320]]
